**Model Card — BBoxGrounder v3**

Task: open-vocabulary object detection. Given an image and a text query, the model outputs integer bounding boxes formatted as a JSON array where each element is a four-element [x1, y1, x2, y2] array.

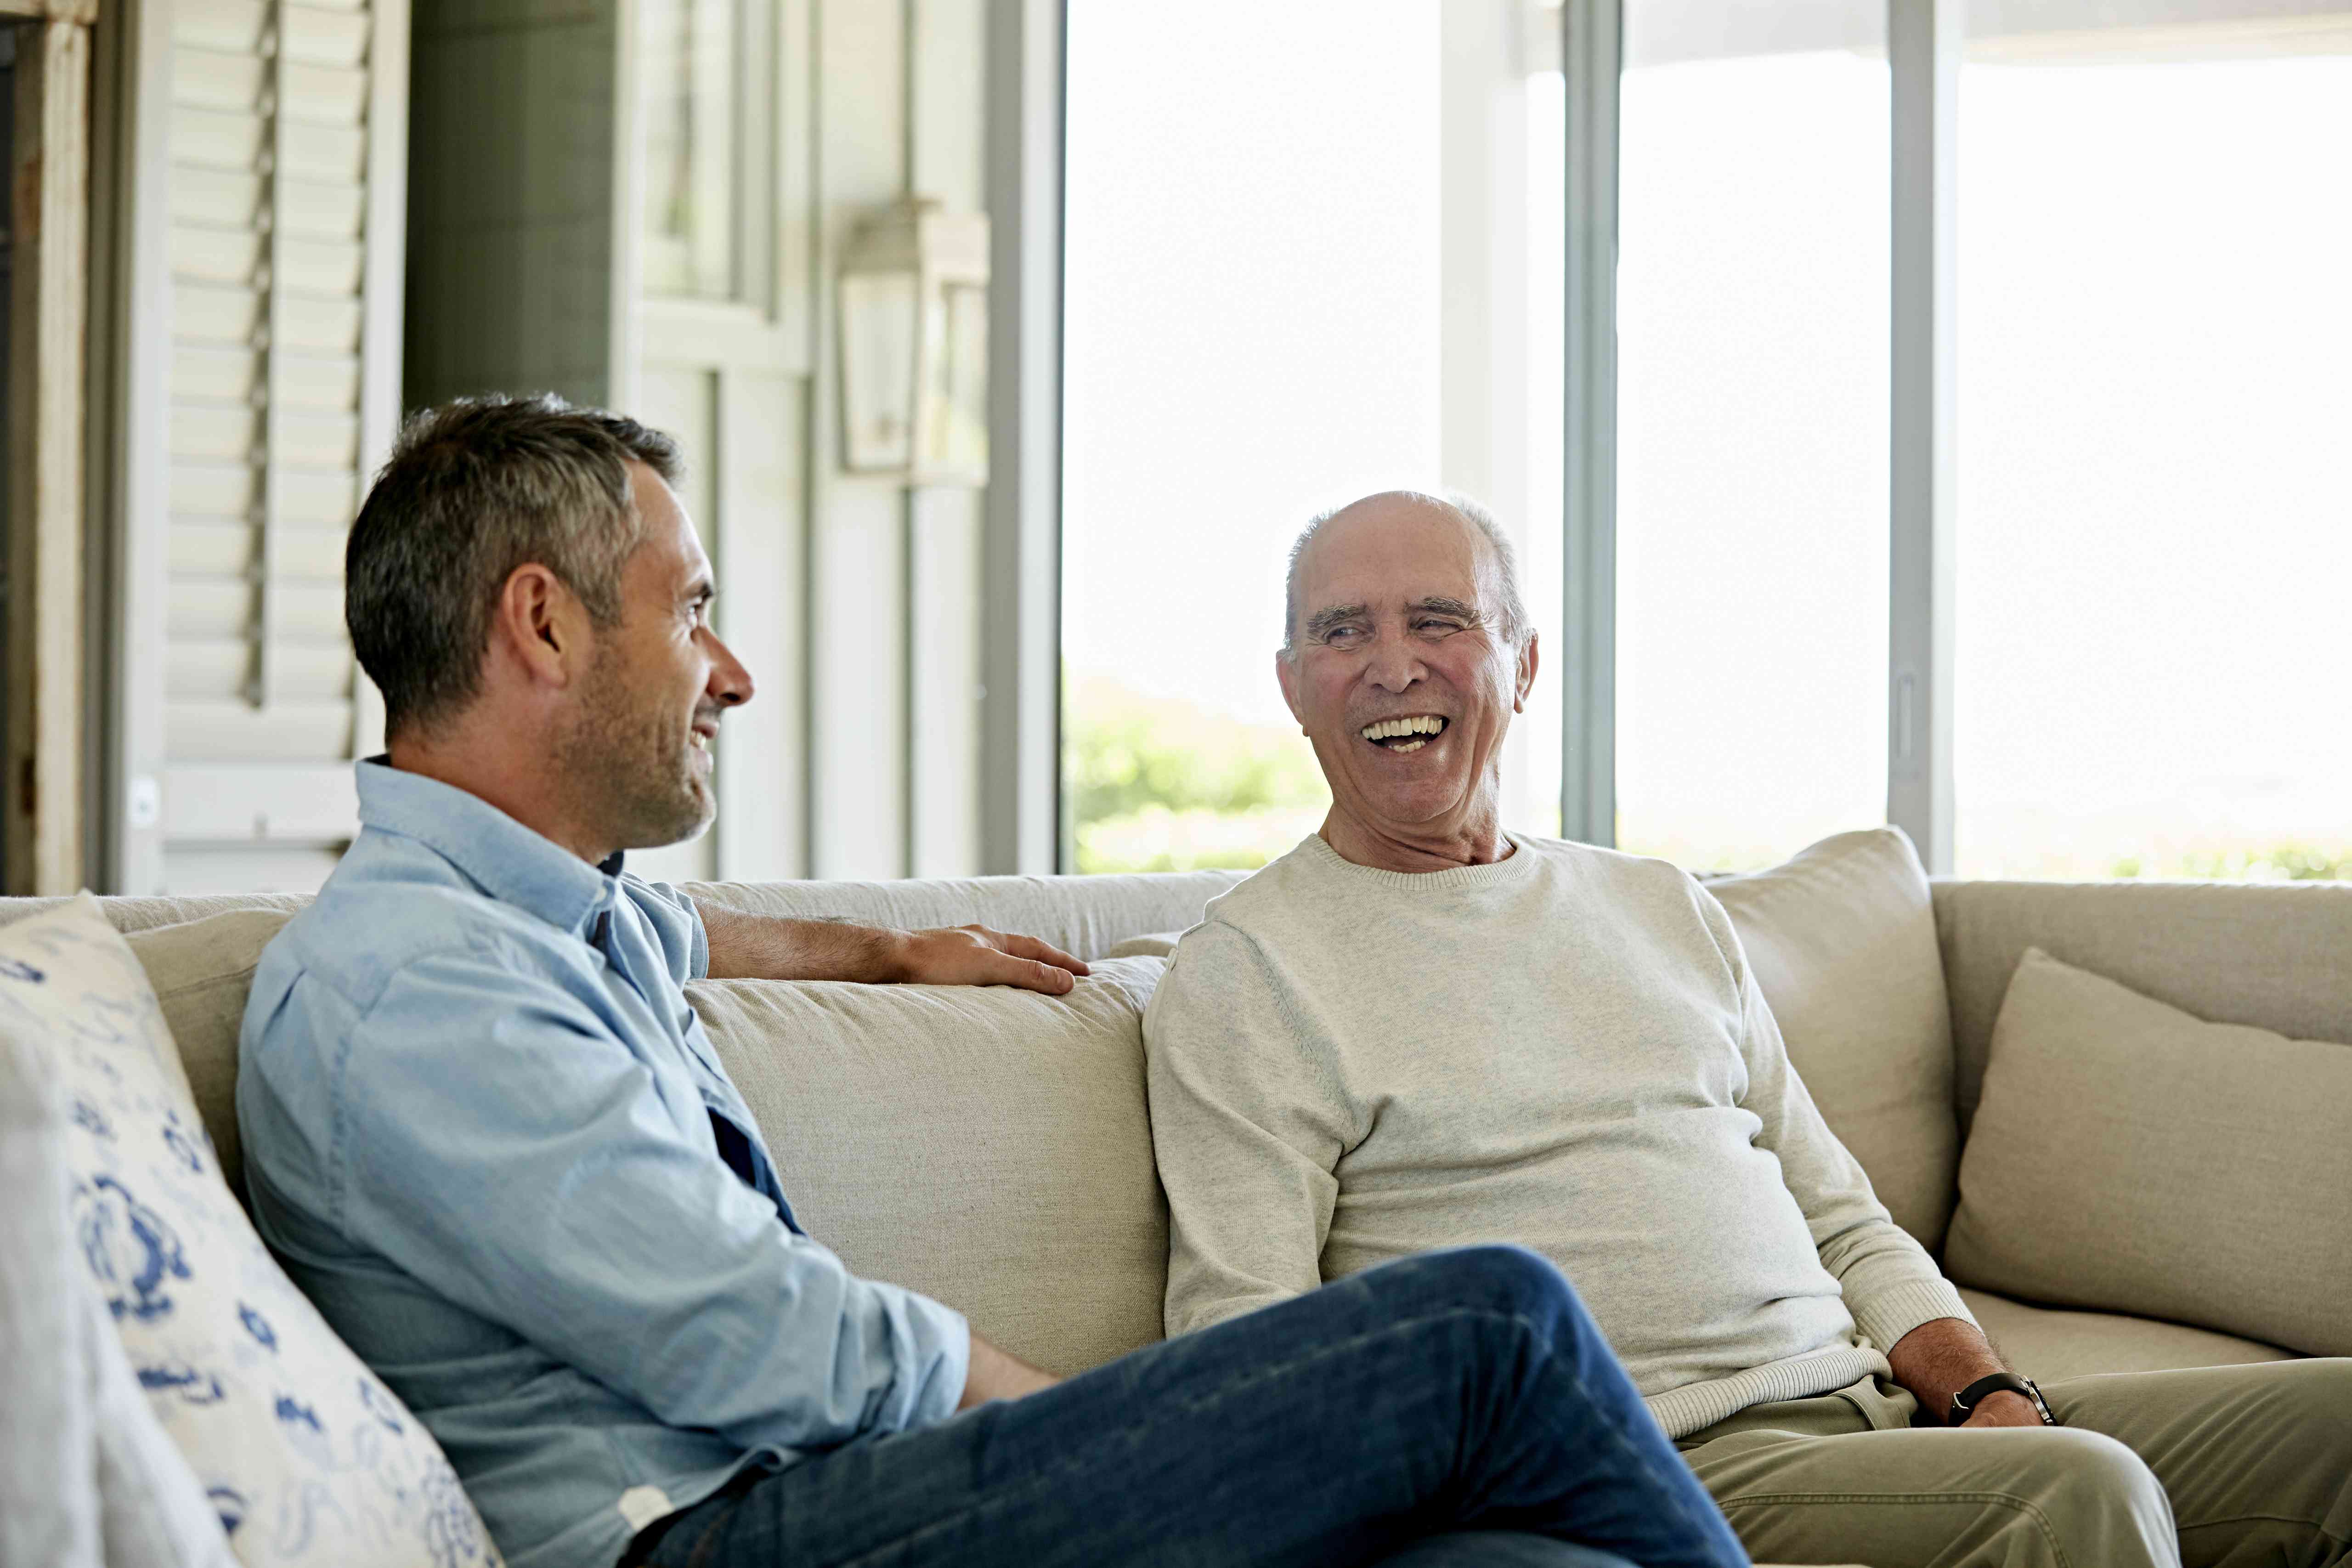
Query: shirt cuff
[[1848, 1276, 1977, 1356], [851, 1277, 972, 1431]]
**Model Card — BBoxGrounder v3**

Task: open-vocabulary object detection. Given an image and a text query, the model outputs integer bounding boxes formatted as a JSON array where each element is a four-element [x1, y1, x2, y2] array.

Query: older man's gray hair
[[1280, 492, 1532, 657]]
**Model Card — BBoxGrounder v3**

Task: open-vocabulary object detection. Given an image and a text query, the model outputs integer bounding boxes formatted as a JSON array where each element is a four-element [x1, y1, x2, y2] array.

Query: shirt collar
[[355, 758, 622, 937]]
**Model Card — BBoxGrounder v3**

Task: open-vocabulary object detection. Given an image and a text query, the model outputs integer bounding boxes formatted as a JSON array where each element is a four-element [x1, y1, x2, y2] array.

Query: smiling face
[[554, 463, 753, 851], [1276, 494, 1538, 870]]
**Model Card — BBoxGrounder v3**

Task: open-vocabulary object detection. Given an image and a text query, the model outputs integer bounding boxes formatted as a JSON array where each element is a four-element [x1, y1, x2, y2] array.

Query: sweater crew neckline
[[1295, 829, 1540, 892]]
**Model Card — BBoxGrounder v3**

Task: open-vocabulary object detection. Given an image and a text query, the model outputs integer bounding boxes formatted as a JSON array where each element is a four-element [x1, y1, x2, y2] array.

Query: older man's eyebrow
[[1408, 596, 1482, 620], [1303, 603, 1370, 640]]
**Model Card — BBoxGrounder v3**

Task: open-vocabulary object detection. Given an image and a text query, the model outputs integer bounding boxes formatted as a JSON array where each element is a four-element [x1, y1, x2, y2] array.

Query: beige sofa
[[7, 849, 2343, 1477]]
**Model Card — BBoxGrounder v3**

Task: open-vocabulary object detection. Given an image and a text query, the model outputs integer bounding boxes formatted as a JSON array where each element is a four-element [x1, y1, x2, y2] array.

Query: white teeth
[[1391, 738, 1426, 753], [1357, 716, 1447, 742]]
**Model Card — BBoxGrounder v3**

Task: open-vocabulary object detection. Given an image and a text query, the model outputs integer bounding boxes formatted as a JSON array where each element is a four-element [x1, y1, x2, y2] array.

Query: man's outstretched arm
[[695, 900, 1089, 994]]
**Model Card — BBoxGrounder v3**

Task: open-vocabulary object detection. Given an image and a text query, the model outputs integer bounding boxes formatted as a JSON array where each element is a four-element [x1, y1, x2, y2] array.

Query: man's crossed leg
[[636, 1248, 1749, 1568]]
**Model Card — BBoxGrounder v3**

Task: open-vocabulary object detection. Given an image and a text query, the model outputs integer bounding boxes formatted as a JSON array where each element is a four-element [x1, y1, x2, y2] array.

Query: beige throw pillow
[[1705, 828, 1960, 1251], [120, 910, 296, 1199], [1945, 946, 2351, 1358], [689, 957, 1171, 1376]]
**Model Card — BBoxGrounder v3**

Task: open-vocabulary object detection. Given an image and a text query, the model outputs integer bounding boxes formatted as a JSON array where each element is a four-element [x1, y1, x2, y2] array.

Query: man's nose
[[1363, 635, 1425, 693], [702, 629, 755, 708]]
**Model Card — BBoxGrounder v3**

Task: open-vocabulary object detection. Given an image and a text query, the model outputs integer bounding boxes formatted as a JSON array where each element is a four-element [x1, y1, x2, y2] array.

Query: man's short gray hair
[[345, 393, 681, 738], [1281, 491, 1531, 657]]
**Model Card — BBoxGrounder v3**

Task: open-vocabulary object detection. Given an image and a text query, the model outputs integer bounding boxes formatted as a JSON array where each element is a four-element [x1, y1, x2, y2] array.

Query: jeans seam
[[1717, 1489, 2073, 1568]]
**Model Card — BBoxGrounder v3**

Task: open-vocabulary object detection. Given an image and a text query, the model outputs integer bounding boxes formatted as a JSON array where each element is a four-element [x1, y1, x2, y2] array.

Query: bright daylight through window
[[1613, 0, 1891, 872], [1063, 0, 1563, 874], [1064, 0, 2351, 882], [1954, 20, 2352, 880]]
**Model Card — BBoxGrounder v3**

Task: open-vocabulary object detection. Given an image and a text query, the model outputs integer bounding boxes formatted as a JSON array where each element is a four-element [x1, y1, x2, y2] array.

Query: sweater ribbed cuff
[[1847, 1276, 1976, 1357]]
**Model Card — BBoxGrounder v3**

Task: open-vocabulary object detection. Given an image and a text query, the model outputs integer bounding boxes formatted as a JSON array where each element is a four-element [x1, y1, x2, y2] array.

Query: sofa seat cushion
[[1947, 947, 2352, 1359], [690, 956, 1173, 1377], [1957, 1288, 2297, 1384], [1705, 828, 1959, 1251]]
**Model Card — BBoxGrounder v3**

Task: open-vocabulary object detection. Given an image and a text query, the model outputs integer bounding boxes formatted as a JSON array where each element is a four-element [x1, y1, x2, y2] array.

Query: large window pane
[[642, 0, 737, 300], [1614, 3, 1891, 871], [1954, 26, 2352, 880], [1062, 2, 1442, 873]]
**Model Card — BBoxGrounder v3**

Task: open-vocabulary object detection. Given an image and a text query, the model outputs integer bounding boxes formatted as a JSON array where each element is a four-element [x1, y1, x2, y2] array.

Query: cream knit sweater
[[1143, 831, 1971, 1439]]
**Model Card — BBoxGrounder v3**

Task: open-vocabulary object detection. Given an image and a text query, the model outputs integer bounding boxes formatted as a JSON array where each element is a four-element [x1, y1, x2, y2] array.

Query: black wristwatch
[[1947, 1372, 2055, 1426]]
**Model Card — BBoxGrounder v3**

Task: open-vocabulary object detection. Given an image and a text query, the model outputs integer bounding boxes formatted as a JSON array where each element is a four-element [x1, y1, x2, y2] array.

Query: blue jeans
[[639, 1247, 1748, 1568]]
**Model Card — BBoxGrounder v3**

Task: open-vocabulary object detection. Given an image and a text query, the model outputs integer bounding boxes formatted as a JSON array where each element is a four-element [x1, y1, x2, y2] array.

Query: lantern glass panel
[[841, 270, 920, 469], [922, 282, 990, 476]]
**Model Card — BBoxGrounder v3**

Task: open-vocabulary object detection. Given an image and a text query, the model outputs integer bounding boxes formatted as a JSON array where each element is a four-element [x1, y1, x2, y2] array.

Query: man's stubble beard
[[556, 641, 713, 853]]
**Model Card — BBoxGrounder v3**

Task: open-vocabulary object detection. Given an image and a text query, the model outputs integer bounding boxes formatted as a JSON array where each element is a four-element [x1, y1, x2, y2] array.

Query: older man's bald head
[[1281, 491, 1530, 658]]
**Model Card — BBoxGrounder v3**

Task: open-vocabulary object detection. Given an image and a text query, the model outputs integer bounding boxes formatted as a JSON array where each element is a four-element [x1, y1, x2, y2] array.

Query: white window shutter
[[150, 0, 405, 894]]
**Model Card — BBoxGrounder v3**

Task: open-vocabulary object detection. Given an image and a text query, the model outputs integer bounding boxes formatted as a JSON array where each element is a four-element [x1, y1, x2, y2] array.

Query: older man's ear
[[1514, 630, 1540, 713], [1275, 648, 1308, 734]]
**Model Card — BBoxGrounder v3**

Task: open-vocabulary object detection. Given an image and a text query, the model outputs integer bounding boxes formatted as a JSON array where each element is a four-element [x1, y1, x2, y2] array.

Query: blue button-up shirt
[[237, 762, 971, 1568]]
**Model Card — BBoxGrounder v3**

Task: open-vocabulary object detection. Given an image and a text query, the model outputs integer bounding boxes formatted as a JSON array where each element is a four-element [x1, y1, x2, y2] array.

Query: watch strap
[[1948, 1372, 2054, 1426]]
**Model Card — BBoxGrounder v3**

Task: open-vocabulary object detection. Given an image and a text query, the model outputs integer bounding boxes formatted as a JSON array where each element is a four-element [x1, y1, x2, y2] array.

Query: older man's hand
[[890, 924, 1090, 994], [1960, 1390, 2048, 1429]]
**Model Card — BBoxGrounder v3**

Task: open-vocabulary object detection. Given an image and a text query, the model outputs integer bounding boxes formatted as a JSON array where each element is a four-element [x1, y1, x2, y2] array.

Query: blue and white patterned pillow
[[0, 895, 502, 1568]]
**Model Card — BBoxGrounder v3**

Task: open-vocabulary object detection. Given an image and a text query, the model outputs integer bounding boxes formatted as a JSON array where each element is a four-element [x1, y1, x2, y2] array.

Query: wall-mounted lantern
[[838, 198, 990, 486]]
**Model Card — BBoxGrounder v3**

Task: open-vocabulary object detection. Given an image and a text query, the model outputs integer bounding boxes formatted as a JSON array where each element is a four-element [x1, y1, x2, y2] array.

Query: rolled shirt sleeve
[[621, 873, 711, 984], [334, 954, 968, 1449]]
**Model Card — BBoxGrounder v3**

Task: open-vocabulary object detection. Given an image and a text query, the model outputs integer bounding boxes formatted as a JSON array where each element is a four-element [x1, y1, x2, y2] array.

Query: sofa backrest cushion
[[689, 957, 1172, 1375], [1705, 828, 1959, 1252], [121, 911, 296, 1199], [1946, 946, 2352, 1358], [680, 872, 1245, 962], [1933, 879, 2352, 1140]]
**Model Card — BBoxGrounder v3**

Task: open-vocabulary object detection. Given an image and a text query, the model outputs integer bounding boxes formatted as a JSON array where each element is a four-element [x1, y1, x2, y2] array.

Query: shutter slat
[[172, 167, 266, 229], [168, 522, 260, 576], [166, 701, 356, 763], [172, 49, 266, 114], [170, 407, 262, 464], [170, 225, 266, 286], [172, 105, 266, 172], [173, 282, 264, 345], [169, 579, 259, 640], [170, 462, 259, 518], [167, 643, 351, 702]]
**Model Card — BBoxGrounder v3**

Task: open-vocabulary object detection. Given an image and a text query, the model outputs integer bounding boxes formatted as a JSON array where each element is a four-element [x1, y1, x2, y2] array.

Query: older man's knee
[[2026, 1429, 2175, 1562]]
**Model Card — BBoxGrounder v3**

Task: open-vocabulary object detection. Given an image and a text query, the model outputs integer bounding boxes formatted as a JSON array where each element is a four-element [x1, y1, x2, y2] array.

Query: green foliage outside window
[[1067, 676, 1328, 874]]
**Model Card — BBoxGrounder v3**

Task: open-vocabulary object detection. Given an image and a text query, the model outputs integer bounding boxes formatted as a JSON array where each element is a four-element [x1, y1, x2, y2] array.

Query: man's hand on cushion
[[889, 925, 1090, 994], [698, 905, 1088, 990]]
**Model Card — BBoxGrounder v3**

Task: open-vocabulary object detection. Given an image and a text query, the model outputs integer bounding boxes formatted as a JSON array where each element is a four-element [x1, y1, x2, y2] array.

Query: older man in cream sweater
[[1143, 491, 2350, 1568]]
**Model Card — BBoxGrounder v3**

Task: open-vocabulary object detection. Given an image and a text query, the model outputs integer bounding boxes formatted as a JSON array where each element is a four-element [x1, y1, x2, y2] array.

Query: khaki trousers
[[1676, 1359, 2352, 1568]]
